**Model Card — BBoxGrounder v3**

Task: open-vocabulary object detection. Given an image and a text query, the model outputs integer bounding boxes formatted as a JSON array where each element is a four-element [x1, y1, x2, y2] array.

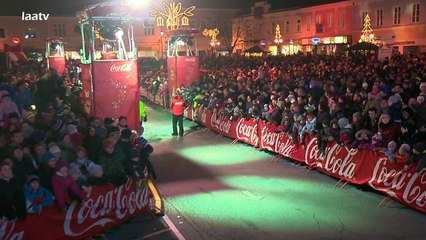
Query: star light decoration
[[106, 78, 128, 116], [202, 28, 220, 47], [151, 2, 196, 30]]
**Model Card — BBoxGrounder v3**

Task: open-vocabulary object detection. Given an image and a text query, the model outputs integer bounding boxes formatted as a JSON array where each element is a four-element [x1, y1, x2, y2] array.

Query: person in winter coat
[[98, 139, 128, 186], [338, 117, 354, 146], [37, 151, 56, 191], [300, 112, 317, 144], [378, 113, 401, 146], [51, 160, 88, 211], [0, 162, 26, 221], [87, 164, 109, 186], [351, 129, 373, 150], [315, 121, 332, 157], [404, 142, 426, 173], [24, 175, 54, 213], [291, 113, 305, 145], [69, 146, 95, 182], [135, 137, 157, 180], [170, 89, 185, 137]]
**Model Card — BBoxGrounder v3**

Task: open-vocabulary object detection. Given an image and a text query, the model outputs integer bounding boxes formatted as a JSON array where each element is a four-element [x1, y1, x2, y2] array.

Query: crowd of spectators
[[142, 53, 426, 173], [0, 61, 156, 222]]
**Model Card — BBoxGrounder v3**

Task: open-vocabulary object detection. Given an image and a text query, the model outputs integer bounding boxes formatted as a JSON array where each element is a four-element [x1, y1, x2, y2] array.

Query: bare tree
[[222, 19, 245, 54]]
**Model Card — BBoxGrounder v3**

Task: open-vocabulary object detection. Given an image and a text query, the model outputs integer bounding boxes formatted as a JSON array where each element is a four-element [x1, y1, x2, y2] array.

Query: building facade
[[353, 0, 426, 54], [232, 0, 426, 55], [0, 6, 239, 59]]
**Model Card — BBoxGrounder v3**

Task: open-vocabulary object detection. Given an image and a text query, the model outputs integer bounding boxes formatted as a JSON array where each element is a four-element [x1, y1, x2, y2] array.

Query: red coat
[[171, 95, 185, 116], [379, 123, 400, 146], [51, 173, 87, 209]]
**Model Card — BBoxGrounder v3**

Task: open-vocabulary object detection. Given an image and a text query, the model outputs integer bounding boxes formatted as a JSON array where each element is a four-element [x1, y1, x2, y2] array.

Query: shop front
[[299, 35, 352, 55]]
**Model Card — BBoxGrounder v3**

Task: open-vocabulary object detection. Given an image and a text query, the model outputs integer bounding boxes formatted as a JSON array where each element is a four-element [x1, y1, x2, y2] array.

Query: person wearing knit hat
[[404, 142, 426, 173], [337, 117, 354, 145], [384, 141, 398, 163], [24, 174, 54, 213], [86, 164, 109, 186], [49, 145, 62, 161], [398, 144, 411, 157]]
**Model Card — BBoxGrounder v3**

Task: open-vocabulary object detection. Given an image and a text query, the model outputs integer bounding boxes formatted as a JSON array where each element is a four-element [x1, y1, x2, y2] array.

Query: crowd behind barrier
[[0, 59, 157, 239], [140, 53, 426, 213]]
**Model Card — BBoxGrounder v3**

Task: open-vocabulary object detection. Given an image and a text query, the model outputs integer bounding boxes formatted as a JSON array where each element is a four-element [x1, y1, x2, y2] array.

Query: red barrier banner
[[235, 118, 259, 147], [1, 178, 150, 240], [142, 98, 426, 213], [92, 61, 139, 129]]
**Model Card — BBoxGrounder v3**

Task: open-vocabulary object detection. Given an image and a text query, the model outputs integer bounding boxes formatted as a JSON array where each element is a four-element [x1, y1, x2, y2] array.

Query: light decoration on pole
[[274, 24, 283, 44], [151, 2, 196, 31], [202, 28, 220, 48], [359, 13, 377, 44]]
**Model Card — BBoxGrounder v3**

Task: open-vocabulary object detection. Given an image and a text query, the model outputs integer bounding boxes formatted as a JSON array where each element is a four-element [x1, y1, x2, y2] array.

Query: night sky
[[1, 0, 343, 16]]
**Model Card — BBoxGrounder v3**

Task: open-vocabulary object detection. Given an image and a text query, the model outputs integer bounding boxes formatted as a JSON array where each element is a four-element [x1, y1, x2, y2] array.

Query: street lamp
[[203, 28, 220, 55], [160, 30, 165, 59], [274, 24, 283, 55]]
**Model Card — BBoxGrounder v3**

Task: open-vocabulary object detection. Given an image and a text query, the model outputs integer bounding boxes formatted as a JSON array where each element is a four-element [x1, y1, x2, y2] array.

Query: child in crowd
[[384, 141, 398, 163], [51, 160, 89, 211], [372, 133, 385, 149], [352, 129, 373, 150], [398, 144, 411, 158], [24, 175, 54, 214], [299, 112, 317, 145], [87, 164, 109, 186], [330, 119, 341, 143]]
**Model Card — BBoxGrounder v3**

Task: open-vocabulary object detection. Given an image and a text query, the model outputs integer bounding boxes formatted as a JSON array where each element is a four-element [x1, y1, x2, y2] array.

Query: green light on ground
[[168, 175, 372, 232], [177, 145, 270, 165]]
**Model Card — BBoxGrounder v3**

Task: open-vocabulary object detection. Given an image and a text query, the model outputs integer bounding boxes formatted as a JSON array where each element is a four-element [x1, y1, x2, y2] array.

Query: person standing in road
[[170, 89, 185, 137]]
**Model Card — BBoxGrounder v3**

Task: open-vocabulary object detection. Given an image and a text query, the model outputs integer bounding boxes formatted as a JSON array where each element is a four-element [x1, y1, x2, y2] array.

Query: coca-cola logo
[[260, 125, 296, 157], [184, 57, 196, 62], [211, 110, 231, 134], [236, 118, 259, 145], [0, 220, 24, 240], [110, 64, 132, 72], [369, 158, 426, 208], [64, 178, 149, 237], [197, 109, 207, 124], [305, 138, 357, 179]]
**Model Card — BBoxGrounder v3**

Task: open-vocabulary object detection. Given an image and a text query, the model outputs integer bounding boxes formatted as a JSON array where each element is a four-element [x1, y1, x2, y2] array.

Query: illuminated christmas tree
[[359, 14, 376, 44]]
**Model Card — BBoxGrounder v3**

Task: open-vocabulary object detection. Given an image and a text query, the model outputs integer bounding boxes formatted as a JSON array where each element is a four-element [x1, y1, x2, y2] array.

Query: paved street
[[108, 104, 426, 240]]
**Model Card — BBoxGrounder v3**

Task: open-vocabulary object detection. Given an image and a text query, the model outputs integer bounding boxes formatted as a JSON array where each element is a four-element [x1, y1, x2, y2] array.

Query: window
[[362, 11, 368, 26], [285, 21, 289, 33], [24, 28, 37, 39], [393, 7, 401, 24], [296, 19, 301, 32], [316, 14, 322, 24], [271, 22, 275, 34], [376, 9, 383, 26], [327, 14, 333, 29], [307, 16, 311, 31], [0, 28, 5, 38], [339, 11, 345, 29], [53, 24, 66, 37], [412, 3, 420, 22], [143, 19, 155, 36], [246, 24, 252, 37]]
